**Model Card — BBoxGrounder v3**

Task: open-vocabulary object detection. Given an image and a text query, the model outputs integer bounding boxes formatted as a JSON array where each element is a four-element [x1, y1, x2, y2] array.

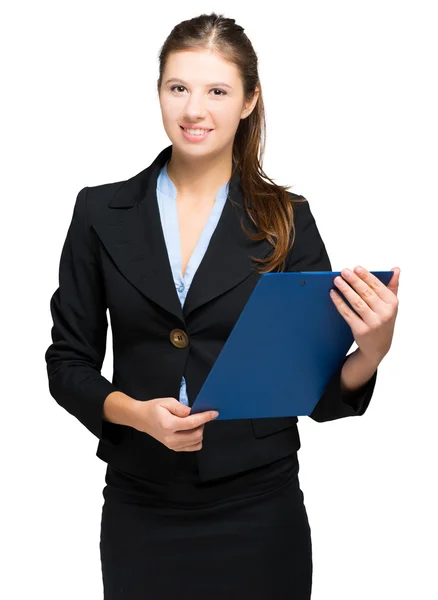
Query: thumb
[[165, 398, 191, 417], [388, 266, 401, 297]]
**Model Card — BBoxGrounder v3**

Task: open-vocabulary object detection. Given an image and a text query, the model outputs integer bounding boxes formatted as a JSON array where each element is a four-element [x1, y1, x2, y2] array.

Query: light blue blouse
[[156, 160, 230, 406]]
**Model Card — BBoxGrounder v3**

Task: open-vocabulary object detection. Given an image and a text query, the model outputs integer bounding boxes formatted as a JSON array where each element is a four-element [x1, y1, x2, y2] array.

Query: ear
[[241, 87, 260, 119]]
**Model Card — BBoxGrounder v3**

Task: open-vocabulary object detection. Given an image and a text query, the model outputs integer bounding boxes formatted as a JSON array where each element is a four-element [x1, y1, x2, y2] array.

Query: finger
[[172, 432, 203, 449], [174, 440, 203, 450], [333, 272, 377, 324], [174, 423, 204, 435], [178, 442, 203, 452], [173, 411, 217, 430], [336, 268, 382, 313], [353, 266, 400, 303], [330, 287, 370, 328]]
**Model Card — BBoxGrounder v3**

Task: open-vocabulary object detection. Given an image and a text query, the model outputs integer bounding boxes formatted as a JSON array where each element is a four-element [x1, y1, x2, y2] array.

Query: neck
[[166, 148, 232, 201]]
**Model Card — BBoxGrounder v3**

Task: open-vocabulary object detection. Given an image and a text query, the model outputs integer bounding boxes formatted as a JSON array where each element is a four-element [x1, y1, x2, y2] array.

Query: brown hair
[[156, 12, 306, 273]]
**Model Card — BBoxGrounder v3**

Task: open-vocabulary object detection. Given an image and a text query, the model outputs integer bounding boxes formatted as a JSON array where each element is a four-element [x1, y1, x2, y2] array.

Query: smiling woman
[[43, 9, 393, 600], [96, 12, 314, 599]]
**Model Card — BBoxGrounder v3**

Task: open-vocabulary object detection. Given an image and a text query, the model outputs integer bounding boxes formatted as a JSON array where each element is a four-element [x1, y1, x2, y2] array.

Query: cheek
[[217, 103, 237, 119], [213, 107, 243, 131], [164, 106, 176, 120], [160, 98, 180, 118]]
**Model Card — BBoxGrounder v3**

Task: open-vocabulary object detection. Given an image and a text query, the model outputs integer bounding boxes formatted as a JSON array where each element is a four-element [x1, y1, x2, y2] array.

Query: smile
[[180, 126, 214, 142]]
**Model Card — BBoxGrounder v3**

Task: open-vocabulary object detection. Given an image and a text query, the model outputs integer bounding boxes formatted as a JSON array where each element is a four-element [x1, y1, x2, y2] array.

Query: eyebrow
[[164, 77, 233, 90]]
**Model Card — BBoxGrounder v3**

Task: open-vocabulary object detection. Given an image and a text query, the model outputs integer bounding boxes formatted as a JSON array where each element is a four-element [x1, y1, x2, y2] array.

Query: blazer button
[[170, 328, 189, 349]]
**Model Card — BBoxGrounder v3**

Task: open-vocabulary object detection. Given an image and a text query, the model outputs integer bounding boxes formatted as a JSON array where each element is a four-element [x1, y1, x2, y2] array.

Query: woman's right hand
[[131, 397, 219, 452]]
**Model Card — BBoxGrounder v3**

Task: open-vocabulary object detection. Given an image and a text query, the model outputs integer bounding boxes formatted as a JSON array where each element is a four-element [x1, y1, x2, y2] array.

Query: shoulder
[[286, 190, 308, 205], [83, 179, 129, 216], [285, 191, 316, 230], [286, 190, 307, 204], [75, 164, 149, 224], [283, 192, 330, 270], [68, 182, 126, 240]]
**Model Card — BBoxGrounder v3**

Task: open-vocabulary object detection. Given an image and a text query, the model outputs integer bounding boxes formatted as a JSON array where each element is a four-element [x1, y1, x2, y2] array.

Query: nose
[[183, 91, 207, 120]]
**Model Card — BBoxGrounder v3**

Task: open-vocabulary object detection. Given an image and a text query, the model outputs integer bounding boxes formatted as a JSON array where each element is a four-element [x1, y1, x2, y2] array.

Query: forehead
[[164, 50, 240, 83]]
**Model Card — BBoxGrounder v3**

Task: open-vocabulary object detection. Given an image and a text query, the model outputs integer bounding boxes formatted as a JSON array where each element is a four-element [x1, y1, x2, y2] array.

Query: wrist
[[340, 348, 380, 396], [356, 347, 383, 371], [103, 391, 141, 429]]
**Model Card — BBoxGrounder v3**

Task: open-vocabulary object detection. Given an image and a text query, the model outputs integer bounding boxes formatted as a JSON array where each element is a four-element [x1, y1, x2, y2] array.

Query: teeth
[[183, 128, 210, 135]]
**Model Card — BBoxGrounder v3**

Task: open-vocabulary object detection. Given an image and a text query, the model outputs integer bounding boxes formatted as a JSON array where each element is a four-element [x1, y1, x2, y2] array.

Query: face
[[158, 49, 259, 158]]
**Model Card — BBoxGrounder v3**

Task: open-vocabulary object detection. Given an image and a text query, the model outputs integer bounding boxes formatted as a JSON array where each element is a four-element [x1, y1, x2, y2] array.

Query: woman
[[45, 12, 400, 599]]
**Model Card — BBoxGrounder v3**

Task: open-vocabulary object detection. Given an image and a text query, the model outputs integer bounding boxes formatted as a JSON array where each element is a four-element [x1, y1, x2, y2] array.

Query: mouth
[[180, 126, 214, 132], [179, 126, 214, 141]]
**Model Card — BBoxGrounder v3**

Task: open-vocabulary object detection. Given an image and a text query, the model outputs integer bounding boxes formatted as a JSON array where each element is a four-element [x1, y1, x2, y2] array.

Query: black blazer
[[45, 144, 378, 482]]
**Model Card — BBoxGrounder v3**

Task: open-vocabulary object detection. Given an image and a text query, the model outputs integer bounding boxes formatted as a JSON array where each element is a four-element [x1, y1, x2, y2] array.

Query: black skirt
[[100, 451, 312, 599]]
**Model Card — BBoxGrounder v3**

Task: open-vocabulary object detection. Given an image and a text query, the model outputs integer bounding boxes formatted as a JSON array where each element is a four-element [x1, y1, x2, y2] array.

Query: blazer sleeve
[[44, 187, 120, 442], [285, 197, 378, 422]]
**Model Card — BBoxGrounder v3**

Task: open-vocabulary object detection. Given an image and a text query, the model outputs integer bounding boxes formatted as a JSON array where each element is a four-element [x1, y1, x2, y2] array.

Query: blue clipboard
[[190, 271, 394, 419]]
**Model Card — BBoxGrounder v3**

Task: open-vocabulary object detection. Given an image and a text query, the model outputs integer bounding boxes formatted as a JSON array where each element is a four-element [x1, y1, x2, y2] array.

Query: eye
[[170, 85, 227, 96]]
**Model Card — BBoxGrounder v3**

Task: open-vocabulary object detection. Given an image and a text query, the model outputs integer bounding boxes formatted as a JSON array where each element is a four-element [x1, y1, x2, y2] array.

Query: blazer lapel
[[91, 144, 274, 324], [182, 171, 273, 319]]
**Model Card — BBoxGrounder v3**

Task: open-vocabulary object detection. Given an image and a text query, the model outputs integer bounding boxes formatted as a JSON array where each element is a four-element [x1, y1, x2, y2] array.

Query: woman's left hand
[[330, 266, 401, 365]]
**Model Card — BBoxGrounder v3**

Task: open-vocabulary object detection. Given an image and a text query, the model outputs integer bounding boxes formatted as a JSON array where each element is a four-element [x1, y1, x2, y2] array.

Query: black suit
[[45, 144, 378, 483]]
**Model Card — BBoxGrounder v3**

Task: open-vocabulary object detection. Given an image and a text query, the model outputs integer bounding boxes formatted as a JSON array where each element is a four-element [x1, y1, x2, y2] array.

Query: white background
[[2, 1, 437, 598]]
